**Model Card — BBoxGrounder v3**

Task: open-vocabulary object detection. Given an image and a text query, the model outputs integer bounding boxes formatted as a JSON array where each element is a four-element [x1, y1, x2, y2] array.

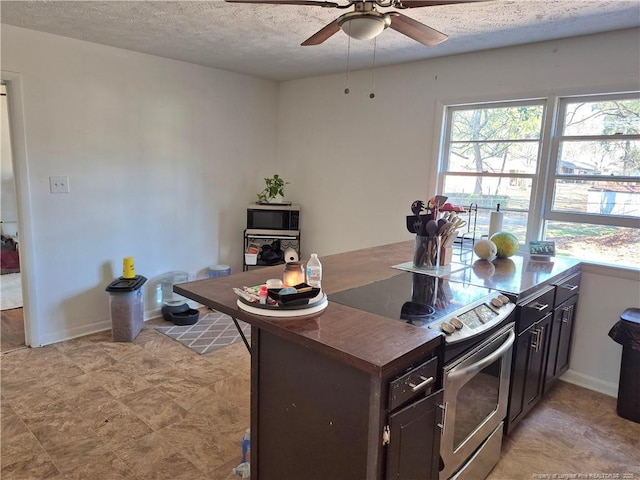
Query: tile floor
[[2, 316, 639, 480], [1, 315, 250, 480]]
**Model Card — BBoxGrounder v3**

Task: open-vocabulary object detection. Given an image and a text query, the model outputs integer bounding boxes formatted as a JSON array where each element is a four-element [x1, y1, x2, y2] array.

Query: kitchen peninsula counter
[[175, 241, 444, 480], [174, 241, 443, 377], [174, 241, 583, 480]]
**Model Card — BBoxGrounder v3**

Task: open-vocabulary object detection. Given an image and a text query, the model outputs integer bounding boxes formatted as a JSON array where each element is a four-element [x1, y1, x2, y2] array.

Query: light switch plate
[[49, 175, 70, 194]]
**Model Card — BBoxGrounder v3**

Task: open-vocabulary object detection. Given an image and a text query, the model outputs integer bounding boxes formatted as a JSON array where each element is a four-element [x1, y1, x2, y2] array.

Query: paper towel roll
[[283, 248, 299, 263], [489, 212, 504, 237]]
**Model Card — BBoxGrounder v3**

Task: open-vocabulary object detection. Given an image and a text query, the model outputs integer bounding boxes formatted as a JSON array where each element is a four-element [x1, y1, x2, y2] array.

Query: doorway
[[1, 83, 25, 352]]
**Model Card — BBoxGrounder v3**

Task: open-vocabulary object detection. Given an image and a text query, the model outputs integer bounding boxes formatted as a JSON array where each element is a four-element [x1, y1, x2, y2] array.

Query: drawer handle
[[529, 302, 549, 312], [560, 284, 578, 292], [408, 375, 435, 393]]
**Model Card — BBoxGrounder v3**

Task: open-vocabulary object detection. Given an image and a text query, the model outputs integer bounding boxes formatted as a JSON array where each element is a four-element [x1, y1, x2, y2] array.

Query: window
[[438, 93, 640, 268]]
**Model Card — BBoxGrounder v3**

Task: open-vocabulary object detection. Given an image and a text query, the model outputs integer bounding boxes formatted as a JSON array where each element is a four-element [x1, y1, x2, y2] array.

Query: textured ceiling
[[1, 0, 639, 81]]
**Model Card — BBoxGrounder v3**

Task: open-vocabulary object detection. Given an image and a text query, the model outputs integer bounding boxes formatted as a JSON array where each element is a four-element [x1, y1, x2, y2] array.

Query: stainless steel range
[[330, 272, 515, 480]]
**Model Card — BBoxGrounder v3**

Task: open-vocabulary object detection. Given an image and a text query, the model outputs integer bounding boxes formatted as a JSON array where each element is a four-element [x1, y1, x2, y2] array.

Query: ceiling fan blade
[[301, 20, 341, 46], [397, 0, 488, 6], [225, 0, 339, 6], [389, 13, 448, 46]]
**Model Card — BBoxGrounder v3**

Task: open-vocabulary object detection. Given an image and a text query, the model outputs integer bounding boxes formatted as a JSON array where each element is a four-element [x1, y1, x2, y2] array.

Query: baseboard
[[561, 369, 618, 398], [39, 319, 113, 346], [38, 300, 204, 347]]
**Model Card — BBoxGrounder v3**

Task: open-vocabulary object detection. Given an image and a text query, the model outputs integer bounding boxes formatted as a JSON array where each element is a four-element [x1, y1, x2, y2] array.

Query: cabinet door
[[545, 306, 563, 392], [507, 328, 531, 427], [555, 295, 577, 377], [507, 314, 551, 434], [386, 389, 443, 480], [545, 295, 578, 392], [523, 314, 551, 411]]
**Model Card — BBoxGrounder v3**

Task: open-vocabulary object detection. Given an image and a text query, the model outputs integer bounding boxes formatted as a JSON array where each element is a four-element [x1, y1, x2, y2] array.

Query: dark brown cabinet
[[506, 286, 554, 434], [386, 356, 442, 480], [507, 312, 552, 433], [545, 272, 580, 393], [253, 328, 443, 480], [386, 389, 443, 480], [506, 271, 581, 435]]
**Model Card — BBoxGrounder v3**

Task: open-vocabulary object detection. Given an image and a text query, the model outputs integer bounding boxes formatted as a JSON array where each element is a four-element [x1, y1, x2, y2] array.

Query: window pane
[[448, 141, 539, 174], [451, 105, 543, 142], [557, 140, 640, 176], [552, 180, 640, 217], [563, 98, 640, 136], [443, 175, 533, 210], [445, 209, 528, 242], [545, 221, 640, 268]]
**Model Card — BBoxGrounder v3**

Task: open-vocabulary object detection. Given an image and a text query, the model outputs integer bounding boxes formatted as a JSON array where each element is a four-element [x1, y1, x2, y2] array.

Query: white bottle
[[306, 253, 322, 289]]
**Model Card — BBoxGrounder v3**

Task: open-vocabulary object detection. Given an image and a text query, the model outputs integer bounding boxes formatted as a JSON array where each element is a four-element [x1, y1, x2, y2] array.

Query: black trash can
[[608, 308, 640, 423]]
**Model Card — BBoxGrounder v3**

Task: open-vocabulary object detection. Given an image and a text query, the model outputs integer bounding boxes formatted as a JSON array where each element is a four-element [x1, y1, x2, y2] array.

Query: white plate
[[236, 294, 328, 317]]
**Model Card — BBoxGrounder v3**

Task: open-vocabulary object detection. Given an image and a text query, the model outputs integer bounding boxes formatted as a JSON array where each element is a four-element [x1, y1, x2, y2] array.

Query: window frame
[[437, 91, 640, 255], [437, 98, 550, 247], [544, 92, 640, 230]]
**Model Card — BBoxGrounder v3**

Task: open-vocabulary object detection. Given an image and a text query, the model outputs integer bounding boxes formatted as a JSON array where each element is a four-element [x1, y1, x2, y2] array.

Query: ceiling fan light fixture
[[338, 13, 391, 41]]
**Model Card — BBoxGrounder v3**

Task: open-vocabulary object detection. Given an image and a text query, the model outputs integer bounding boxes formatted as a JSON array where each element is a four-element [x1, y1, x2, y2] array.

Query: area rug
[[155, 310, 250, 355], [1, 273, 23, 311]]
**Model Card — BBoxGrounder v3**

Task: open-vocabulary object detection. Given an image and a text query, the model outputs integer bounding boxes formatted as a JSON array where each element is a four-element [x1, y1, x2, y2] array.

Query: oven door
[[439, 323, 515, 480]]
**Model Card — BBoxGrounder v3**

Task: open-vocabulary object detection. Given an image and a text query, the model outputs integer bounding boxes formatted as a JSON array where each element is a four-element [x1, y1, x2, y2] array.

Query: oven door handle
[[448, 329, 515, 380]]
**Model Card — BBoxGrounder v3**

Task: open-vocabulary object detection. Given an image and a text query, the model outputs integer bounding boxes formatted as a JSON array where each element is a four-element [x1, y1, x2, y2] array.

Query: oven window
[[453, 360, 501, 450]]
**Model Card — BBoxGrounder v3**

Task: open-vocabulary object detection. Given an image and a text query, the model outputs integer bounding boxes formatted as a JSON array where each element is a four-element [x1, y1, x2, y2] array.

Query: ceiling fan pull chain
[[370, 37, 377, 99], [344, 24, 351, 94]]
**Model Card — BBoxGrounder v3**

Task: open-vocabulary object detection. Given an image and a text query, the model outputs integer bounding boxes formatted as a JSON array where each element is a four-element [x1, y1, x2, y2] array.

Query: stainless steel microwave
[[246, 204, 300, 234]]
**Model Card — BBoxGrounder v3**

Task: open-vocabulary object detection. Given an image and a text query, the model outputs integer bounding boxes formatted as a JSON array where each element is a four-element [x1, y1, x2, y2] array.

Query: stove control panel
[[429, 294, 515, 343]]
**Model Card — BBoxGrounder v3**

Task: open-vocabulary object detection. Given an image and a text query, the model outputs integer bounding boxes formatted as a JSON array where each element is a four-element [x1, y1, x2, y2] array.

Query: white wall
[[278, 28, 640, 258], [1, 25, 279, 345], [277, 28, 640, 395], [564, 265, 640, 397]]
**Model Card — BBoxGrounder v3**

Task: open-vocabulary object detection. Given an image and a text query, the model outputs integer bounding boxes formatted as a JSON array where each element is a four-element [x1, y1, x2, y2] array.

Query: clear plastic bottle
[[259, 285, 268, 305], [232, 462, 250, 478], [306, 253, 322, 288]]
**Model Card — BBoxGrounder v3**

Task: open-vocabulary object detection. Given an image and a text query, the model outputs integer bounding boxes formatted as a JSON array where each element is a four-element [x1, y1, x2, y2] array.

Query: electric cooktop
[[330, 272, 514, 344]]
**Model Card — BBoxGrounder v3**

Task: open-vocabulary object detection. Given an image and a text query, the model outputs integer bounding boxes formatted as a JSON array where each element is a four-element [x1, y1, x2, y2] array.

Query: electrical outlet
[[49, 175, 70, 194]]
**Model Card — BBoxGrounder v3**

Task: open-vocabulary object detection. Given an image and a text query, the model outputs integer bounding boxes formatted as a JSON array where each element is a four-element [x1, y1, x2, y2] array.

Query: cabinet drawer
[[517, 286, 555, 333], [554, 272, 581, 307], [389, 356, 438, 411]]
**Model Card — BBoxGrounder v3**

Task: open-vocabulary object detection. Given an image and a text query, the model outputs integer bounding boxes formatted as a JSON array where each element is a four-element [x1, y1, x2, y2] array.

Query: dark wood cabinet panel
[[507, 314, 550, 432], [523, 313, 551, 410], [386, 389, 443, 480], [517, 286, 554, 333], [508, 328, 529, 425], [545, 294, 578, 393], [253, 328, 442, 480], [507, 271, 581, 435], [553, 272, 581, 307]]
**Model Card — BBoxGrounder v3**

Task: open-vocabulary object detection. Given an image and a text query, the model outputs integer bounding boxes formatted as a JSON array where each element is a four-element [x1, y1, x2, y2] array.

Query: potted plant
[[257, 174, 290, 204]]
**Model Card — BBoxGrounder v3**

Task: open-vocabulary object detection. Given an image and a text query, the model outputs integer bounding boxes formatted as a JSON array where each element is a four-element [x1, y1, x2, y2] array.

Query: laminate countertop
[[174, 241, 443, 378], [444, 251, 582, 299], [174, 241, 582, 376]]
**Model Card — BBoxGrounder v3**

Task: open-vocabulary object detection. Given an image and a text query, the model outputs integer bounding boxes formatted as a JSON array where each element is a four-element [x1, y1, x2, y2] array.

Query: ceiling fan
[[225, 0, 487, 46]]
